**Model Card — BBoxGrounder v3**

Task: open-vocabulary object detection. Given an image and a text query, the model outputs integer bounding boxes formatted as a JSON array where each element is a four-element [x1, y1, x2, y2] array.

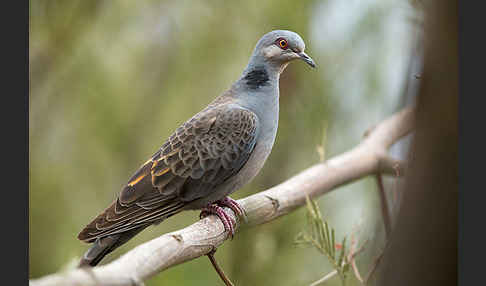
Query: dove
[[77, 29, 315, 267]]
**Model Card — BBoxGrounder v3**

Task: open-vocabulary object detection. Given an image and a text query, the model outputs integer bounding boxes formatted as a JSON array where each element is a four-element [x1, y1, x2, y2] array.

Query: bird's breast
[[227, 97, 279, 193]]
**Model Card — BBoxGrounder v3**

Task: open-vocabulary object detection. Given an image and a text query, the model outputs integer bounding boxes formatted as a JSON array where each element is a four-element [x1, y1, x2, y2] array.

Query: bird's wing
[[78, 105, 259, 242]]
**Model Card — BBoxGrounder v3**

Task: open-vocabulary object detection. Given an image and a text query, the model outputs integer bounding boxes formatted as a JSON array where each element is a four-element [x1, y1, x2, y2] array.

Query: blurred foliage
[[30, 0, 418, 285], [295, 197, 351, 286]]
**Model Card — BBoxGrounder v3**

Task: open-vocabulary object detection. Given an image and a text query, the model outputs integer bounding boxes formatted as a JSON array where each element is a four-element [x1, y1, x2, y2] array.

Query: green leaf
[[324, 221, 331, 254], [337, 236, 347, 268], [331, 228, 336, 259], [296, 197, 357, 286]]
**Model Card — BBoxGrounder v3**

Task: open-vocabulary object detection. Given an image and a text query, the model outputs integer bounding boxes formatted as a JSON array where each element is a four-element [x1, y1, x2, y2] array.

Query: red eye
[[277, 38, 288, 49]]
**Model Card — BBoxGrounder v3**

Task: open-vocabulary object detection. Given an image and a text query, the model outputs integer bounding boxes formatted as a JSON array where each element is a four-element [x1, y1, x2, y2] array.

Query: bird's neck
[[240, 66, 273, 90], [224, 55, 284, 114], [237, 55, 282, 91], [224, 59, 280, 118]]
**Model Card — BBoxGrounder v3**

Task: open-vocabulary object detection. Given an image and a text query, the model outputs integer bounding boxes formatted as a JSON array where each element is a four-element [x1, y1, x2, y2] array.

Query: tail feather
[[77, 188, 186, 266], [78, 226, 147, 267]]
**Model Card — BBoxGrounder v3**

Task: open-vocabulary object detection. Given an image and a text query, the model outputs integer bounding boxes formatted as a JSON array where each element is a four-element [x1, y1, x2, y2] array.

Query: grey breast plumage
[[78, 96, 259, 242]]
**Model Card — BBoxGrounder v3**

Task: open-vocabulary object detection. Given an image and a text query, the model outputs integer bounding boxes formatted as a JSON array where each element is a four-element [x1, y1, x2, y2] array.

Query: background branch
[[30, 107, 415, 286], [375, 174, 391, 239]]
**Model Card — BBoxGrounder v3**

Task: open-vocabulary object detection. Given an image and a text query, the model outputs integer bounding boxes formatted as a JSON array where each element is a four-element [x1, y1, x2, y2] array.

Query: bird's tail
[[78, 226, 148, 267]]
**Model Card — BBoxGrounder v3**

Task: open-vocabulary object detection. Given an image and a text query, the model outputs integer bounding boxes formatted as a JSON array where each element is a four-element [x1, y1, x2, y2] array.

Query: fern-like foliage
[[295, 196, 350, 285]]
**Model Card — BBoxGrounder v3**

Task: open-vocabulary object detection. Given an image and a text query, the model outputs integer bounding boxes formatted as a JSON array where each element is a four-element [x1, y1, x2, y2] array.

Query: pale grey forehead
[[256, 30, 306, 51]]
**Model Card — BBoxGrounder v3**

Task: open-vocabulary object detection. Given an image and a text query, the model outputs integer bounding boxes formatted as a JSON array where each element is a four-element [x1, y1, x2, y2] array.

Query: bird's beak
[[297, 52, 316, 68]]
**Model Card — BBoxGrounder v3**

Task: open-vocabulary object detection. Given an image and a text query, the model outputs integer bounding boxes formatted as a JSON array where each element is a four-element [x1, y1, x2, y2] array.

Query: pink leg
[[200, 204, 236, 238], [199, 197, 246, 239], [216, 197, 247, 223]]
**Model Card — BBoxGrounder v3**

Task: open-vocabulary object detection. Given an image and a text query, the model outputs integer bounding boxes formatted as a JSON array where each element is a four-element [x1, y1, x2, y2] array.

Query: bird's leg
[[199, 203, 242, 286], [199, 197, 246, 239], [216, 196, 247, 223], [200, 204, 236, 238], [200, 198, 246, 286]]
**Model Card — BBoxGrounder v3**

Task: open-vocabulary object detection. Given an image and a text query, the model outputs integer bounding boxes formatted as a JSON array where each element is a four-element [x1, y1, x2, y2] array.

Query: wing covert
[[78, 105, 259, 242], [150, 106, 260, 201]]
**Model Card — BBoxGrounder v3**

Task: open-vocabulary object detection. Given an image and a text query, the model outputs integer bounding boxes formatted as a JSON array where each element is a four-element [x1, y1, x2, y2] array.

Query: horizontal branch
[[30, 107, 415, 286]]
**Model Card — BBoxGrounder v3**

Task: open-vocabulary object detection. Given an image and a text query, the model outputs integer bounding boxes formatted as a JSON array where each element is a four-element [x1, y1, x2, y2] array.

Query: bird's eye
[[276, 38, 288, 49]]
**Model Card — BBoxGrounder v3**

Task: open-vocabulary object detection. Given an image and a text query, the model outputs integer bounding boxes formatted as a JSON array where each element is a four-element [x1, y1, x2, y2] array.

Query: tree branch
[[207, 249, 234, 286], [30, 107, 415, 286], [375, 174, 392, 239]]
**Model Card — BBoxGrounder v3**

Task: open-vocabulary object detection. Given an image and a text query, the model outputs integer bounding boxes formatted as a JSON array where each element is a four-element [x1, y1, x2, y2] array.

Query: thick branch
[[30, 107, 415, 286]]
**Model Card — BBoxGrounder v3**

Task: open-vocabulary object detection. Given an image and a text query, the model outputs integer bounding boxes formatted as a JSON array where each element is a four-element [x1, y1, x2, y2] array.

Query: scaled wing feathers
[[78, 105, 259, 242]]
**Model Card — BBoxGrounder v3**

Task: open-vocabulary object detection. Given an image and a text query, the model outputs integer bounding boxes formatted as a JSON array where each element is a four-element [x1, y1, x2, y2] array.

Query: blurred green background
[[29, 0, 419, 285]]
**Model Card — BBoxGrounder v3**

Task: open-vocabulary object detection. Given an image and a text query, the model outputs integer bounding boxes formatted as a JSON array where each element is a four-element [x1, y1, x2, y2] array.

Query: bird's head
[[253, 30, 316, 71]]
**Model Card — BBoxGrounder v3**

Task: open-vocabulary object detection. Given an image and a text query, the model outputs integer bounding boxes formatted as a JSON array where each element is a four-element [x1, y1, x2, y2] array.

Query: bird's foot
[[199, 197, 246, 239], [200, 204, 237, 238], [217, 197, 247, 223]]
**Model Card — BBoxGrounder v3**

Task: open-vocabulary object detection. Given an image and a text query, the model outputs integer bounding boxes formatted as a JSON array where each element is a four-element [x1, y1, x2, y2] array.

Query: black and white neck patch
[[243, 67, 269, 89]]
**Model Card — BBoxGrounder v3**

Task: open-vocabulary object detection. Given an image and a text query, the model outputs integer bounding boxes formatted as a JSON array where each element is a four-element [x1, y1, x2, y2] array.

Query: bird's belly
[[228, 140, 274, 192]]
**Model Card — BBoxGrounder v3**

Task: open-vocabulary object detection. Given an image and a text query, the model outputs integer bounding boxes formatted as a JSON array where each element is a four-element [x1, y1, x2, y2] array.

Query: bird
[[77, 29, 316, 267]]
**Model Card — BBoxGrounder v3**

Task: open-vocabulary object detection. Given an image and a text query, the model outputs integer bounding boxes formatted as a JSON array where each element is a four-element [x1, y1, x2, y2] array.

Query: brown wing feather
[[78, 104, 259, 243], [77, 155, 183, 242], [177, 107, 259, 201]]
